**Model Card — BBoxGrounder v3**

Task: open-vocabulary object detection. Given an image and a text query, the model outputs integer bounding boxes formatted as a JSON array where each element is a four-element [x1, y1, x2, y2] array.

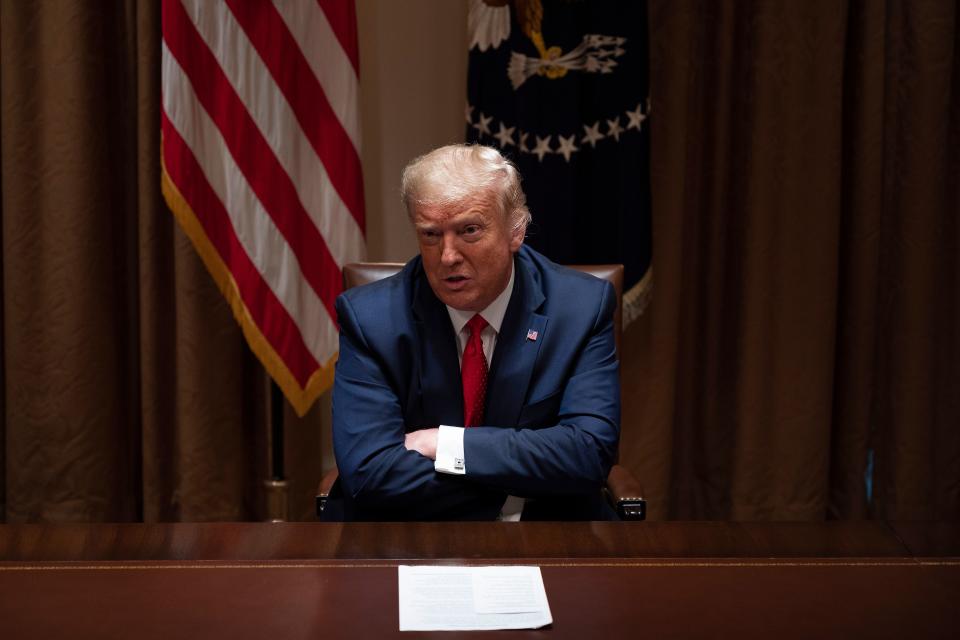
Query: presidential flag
[[467, 0, 652, 323], [160, 0, 365, 416]]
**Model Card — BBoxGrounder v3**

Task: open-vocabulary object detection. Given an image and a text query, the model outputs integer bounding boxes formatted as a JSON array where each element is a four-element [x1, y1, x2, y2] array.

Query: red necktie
[[461, 314, 488, 427]]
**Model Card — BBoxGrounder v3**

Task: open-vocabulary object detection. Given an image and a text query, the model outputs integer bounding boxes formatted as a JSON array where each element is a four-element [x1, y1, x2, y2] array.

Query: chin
[[447, 299, 477, 312], [444, 294, 480, 312]]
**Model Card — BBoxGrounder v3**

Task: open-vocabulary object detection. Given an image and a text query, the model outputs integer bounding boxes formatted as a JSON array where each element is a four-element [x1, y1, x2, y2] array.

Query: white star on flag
[[625, 103, 646, 131], [581, 121, 604, 148], [606, 116, 623, 141], [531, 135, 553, 162], [556, 134, 578, 162], [493, 122, 516, 148], [517, 131, 529, 153], [474, 112, 493, 136]]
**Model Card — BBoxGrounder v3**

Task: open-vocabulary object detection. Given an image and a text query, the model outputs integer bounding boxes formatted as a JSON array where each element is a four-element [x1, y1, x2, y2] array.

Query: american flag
[[160, 0, 365, 416]]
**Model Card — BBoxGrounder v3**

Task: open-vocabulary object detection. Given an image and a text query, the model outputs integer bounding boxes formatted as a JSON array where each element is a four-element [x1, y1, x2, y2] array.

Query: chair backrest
[[343, 262, 624, 358]]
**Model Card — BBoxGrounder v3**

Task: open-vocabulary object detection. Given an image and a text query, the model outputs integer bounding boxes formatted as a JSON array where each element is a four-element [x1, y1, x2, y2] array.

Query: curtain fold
[[3, 0, 143, 521], [870, 0, 959, 520], [621, 0, 958, 520], [0, 0, 292, 523]]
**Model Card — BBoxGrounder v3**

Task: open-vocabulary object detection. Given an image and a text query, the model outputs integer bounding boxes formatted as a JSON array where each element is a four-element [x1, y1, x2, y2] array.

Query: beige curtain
[[620, 0, 958, 520], [1, 0, 326, 523]]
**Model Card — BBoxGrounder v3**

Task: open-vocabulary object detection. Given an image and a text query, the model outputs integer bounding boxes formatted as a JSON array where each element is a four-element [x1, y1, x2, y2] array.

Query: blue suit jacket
[[323, 246, 621, 521]]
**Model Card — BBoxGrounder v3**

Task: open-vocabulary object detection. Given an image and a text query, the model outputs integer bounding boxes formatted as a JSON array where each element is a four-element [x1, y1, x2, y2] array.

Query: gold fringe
[[623, 266, 653, 327], [160, 143, 336, 417]]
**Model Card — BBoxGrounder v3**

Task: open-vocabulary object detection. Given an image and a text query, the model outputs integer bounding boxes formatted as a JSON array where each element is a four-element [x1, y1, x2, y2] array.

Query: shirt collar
[[445, 261, 515, 336]]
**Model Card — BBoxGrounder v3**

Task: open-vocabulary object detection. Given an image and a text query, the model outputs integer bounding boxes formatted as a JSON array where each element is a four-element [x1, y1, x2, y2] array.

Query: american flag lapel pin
[[526, 329, 538, 341]]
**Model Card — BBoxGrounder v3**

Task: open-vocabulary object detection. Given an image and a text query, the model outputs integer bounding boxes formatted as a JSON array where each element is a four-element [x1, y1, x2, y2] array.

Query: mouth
[[441, 274, 470, 291]]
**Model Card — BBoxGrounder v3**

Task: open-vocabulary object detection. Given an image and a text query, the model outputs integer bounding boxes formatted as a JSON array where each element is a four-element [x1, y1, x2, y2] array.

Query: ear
[[509, 221, 525, 253]]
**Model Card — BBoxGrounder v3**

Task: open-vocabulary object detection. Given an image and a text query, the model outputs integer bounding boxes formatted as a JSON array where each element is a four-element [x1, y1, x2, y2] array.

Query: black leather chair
[[317, 263, 646, 520]]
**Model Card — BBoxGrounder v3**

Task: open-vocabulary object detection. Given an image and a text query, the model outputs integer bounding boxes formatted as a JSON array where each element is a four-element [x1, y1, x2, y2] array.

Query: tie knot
[[466, 314, 488, 336]]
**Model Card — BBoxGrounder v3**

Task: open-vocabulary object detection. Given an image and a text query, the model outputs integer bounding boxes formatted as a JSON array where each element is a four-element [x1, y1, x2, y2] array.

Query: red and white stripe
[[161, 0, 364, 415]]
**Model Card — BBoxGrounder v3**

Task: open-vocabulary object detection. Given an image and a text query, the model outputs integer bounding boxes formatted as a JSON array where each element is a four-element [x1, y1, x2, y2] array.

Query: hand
[[404, 428, 439, 461]]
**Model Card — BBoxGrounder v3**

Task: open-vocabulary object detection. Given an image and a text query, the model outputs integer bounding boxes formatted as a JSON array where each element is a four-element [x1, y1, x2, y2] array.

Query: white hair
[[400, 144, 532, 234]]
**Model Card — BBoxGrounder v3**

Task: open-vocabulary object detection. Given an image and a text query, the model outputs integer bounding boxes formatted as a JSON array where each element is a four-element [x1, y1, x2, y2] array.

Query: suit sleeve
[[462, 280, 621, 496], [332, 294, 503, 519]]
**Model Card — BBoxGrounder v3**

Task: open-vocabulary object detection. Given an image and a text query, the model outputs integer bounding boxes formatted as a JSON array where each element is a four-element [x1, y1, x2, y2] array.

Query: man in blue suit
[[323, 144, 620, 521]]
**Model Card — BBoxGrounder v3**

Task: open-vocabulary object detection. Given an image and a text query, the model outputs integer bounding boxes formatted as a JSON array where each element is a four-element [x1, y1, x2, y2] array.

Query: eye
[[419, 229, 441, 244], [462, 224, 482, 236]]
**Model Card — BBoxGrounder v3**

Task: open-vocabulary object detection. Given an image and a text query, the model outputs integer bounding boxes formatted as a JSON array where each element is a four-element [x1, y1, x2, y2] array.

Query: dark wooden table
[[1, 521, 957, 638]]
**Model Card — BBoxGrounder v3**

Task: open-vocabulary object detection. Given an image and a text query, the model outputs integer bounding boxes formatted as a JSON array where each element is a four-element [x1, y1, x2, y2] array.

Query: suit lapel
[[486, 255, 547, 426], [412, 270, 464, 426]]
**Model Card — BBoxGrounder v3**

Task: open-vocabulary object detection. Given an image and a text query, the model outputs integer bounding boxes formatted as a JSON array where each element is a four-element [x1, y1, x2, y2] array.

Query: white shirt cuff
[[500, 495, 525, 521], [434, 425, 466, 475]]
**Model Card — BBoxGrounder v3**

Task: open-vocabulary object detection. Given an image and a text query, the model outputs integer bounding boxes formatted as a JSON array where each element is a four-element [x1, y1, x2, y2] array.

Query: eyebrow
[[414, 214, 485, 231]]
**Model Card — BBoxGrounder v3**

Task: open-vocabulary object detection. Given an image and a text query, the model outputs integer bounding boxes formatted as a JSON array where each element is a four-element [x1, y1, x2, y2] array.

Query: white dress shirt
[[433, 266, 525, 520]]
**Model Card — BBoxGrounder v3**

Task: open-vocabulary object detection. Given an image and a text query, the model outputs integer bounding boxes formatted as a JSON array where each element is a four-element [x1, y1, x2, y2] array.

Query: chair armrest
[[315, 468, 340, 517], [604, 464, 647, 521]]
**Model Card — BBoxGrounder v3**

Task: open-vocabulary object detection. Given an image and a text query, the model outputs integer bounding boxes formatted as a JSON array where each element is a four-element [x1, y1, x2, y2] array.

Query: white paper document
[[398, 565, 553, 631]]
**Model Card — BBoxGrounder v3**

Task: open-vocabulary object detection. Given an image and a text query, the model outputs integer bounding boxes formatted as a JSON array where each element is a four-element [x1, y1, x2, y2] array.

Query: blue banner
[[467, 0, 652, 322]]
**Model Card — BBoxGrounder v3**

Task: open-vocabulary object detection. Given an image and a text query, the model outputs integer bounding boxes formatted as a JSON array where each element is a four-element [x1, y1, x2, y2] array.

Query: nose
[[440, 233, 462, 267]]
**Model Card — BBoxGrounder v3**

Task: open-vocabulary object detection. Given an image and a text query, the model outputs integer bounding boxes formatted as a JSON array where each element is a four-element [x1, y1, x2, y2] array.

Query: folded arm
[[461, 280, 621, 496], [332, 295, 503, 519]]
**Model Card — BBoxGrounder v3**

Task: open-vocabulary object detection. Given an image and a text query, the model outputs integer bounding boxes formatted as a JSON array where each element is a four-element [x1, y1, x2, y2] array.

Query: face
[[413, 193, 524, 312]]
